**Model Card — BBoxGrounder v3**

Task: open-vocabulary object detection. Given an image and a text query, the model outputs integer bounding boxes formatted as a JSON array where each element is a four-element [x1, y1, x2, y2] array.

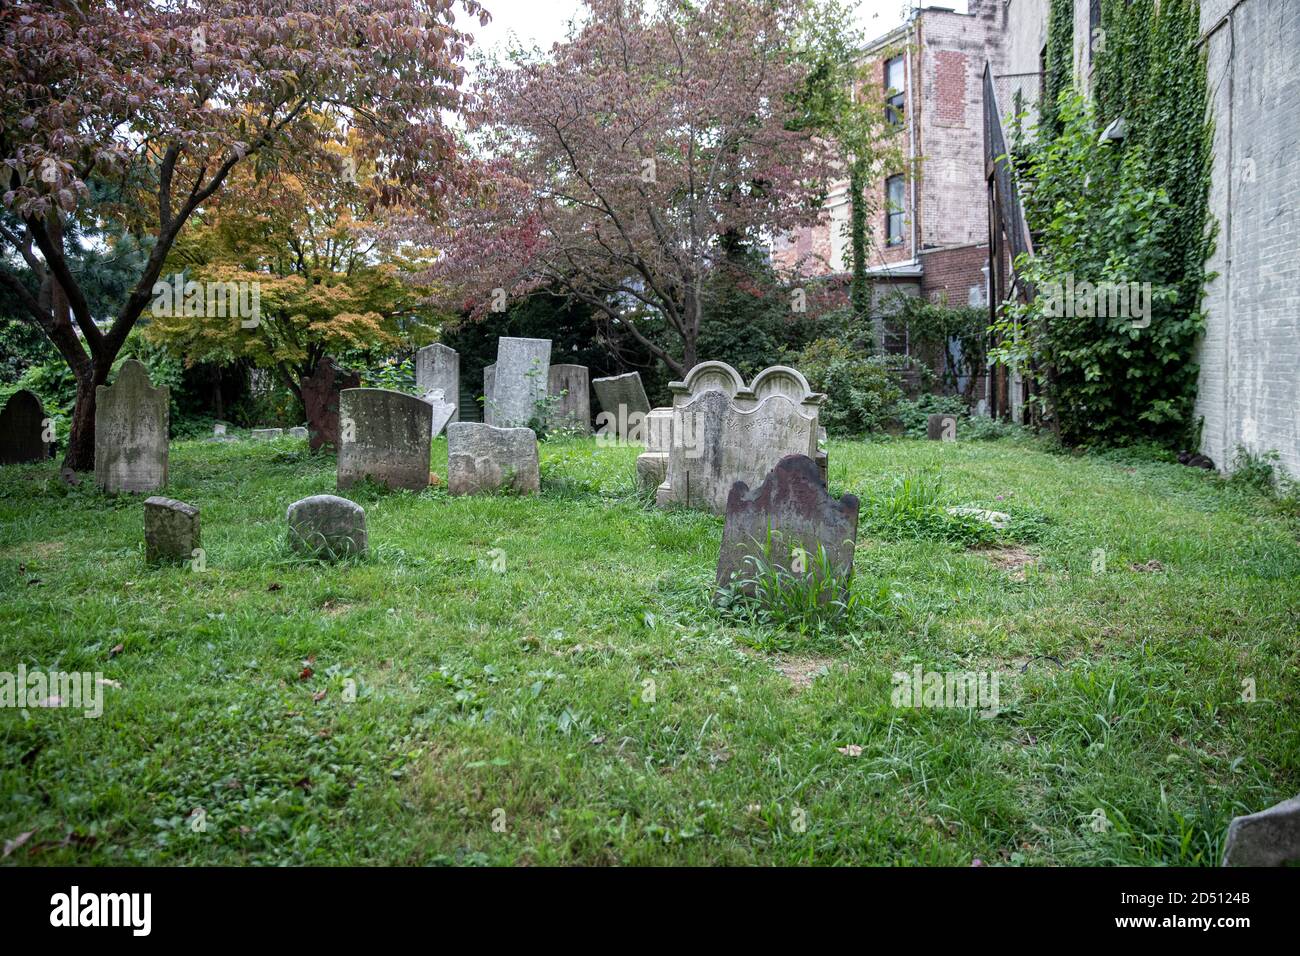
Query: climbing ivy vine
[[1041, 0, 1074, 137]]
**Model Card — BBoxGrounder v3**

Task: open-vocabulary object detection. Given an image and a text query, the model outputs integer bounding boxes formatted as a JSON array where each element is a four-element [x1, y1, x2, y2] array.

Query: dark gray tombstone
[[95, 359, 169, 494], [337, 388, 432, 492], [927, 413, 957, 441], [0, 389, 49, 465], [144, 496, 200, 565], [415, 343, 460, 424], [547, 364, 591, 433], [715, 454, 859, 603], [287, 494, 368, 560]]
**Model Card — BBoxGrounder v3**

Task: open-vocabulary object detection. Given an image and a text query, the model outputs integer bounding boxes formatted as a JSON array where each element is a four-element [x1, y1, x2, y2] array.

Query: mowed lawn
[[1, 432, 1297, 866]]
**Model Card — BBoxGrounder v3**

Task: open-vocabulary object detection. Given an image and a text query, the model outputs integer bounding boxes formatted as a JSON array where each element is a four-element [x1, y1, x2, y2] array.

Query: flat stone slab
[[0, 389, 49, 465], [251, 428, 283, 440], [446, 422, 540, 496], [947, 506, 1010, 530], [287, 494, 367, 560], [592, 371, 651, 418], [95, 359, 168, 494], [716, 454, 859, 602], [421, 388, 456, 438], [288, 426, 309, 440], [337, 388, 432, 492], [144, 496, 200, 565], [492, 337, 552, 427], [415, 343, 460, 424], [1222, 795, 1300, 866]]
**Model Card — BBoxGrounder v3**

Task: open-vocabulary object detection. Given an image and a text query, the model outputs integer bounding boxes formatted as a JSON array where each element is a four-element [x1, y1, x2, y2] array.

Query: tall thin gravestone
[[95, 360, 168, 494], [415, 343, 460, 424], [547, 364, 591, 433], [492, 337, 552, 428]]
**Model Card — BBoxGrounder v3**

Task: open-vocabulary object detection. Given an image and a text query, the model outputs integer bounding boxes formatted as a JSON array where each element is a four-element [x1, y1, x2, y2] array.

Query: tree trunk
[[63, 368, 106, 472]]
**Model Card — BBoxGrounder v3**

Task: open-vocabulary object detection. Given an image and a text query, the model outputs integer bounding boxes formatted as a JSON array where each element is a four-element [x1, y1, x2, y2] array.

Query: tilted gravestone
[[415, 343, 460, 424], [547, 364, 591, 433], [144, 496, 200, 565], [301, 358, 360, 451], [446, 422, 540, 496], [482, 364, 496, 425], [927, 413, 957, 441], [491, 337, 552, 428], [287, 494, 367, 560], [421, 388, 457, 438], [95, 359, 168, 494], [0, 389, 49, 465], [1222, 795, 1300, 866], [655, 389, 818, 515], [337, 388, 432, 492], [715, 454, 859, 603], [592, 371, 651, 419]]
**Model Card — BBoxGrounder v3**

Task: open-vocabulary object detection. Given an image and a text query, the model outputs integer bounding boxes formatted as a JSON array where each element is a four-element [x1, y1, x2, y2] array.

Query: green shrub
[[796, 338, 903, 435], [895, 394, 967, 438]]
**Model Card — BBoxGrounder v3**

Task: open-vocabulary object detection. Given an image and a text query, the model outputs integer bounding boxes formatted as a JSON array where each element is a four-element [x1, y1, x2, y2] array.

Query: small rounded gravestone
[[287, 494, 367, 560]]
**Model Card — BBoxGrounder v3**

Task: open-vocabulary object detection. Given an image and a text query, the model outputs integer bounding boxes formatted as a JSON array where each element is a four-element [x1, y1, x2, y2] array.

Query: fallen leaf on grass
[[299, 666, 314, 681], [3, 830, 35, 859], [312, 689, 327, 703], [109, 643, 124, 658], [837, 744, 863, 757], [267, 582, 283, 592]]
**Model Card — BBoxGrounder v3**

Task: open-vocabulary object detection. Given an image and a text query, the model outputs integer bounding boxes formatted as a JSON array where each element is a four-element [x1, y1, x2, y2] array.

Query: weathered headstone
[[213, 422, 228, 436], [927, 413, 957, 441], [656, 390, 818, 515], [715, 454, 859, 602], [251, 428, 283, 440], [1222, 795, 1300, 866], [446, 422, 540, 496], [592, 371, 651, 419], [492, 337, 552, 428], [302, 358, 360, 451], [288, 426, 309, 440], [287, 494, 367, 560], [482, 364, 496, 426], [421, 388, 457, 438], [0, 389, 49, 465], [547, 364, 591, 433], [95, 359, 168, 494], [635, 407, 673, 489], [415, 343, 460, 424], [337, 388, 432, 492], [144, 496, 200, 565]]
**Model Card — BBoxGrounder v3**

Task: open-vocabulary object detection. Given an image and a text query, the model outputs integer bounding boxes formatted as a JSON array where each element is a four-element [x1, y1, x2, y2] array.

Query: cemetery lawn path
[[1, 435, 1297, 865]]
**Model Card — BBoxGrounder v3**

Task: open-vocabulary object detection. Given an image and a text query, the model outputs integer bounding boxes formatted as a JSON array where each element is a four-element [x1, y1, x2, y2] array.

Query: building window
[[885, 174, 905, 246], [885, 55, 905, 127]]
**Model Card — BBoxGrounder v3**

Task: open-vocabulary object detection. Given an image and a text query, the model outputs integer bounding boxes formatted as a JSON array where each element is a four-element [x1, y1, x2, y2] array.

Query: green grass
[[1, 433, 1297, 865]]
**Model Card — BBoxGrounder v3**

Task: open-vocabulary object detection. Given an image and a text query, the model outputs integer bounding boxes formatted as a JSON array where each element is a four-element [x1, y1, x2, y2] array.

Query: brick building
[[773, 1, 1008, 365]]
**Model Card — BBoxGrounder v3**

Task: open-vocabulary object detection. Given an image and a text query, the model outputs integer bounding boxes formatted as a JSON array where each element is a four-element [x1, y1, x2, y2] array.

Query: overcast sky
[[459, 0, 969, 72]]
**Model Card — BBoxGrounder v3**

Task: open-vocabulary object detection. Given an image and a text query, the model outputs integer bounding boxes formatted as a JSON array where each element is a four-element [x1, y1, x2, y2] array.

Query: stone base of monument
[[144, 497, 200, 565], [287, 494, 368, 560], [446, 423, 540, 496], [635, 451, 668, 490], [715, 454, 859, 605]]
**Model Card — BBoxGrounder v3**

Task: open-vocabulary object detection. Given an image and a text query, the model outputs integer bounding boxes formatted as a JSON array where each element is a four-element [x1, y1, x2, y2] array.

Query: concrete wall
[[1194, 0, 1300, 477]]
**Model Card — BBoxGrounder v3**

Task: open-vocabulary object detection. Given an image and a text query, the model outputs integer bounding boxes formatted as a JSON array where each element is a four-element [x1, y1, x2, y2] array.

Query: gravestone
[[95, 359, 169, 494], [421, 388, 457, 438], [715, 454, 859, 602], [144, 496, 200, 565], [288, 426, 309, 440], [213, 422, 228, 436], [1222, 795, 1300, 866], [492, 337, 552, 428], [927, 413, 957, 441], [656, 390, 818, 515], [547, 364, 591, 433], [302, 358, 360, 451], [482, 364, 496, 426], [415, 343, 460, 424], [337, 388, 432, 492], [446, 422, 540, 496], [251, 428, 283, 440], [287, 494, 367, 560], [592, 371, 651, 419], [635, 407, 674, 489], [0, 389, 49, 465]]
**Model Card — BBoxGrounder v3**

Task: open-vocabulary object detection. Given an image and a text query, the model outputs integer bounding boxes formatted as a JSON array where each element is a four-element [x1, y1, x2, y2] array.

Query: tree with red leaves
[[428, 0, 836, 377], [0, 0, 484, 470]]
